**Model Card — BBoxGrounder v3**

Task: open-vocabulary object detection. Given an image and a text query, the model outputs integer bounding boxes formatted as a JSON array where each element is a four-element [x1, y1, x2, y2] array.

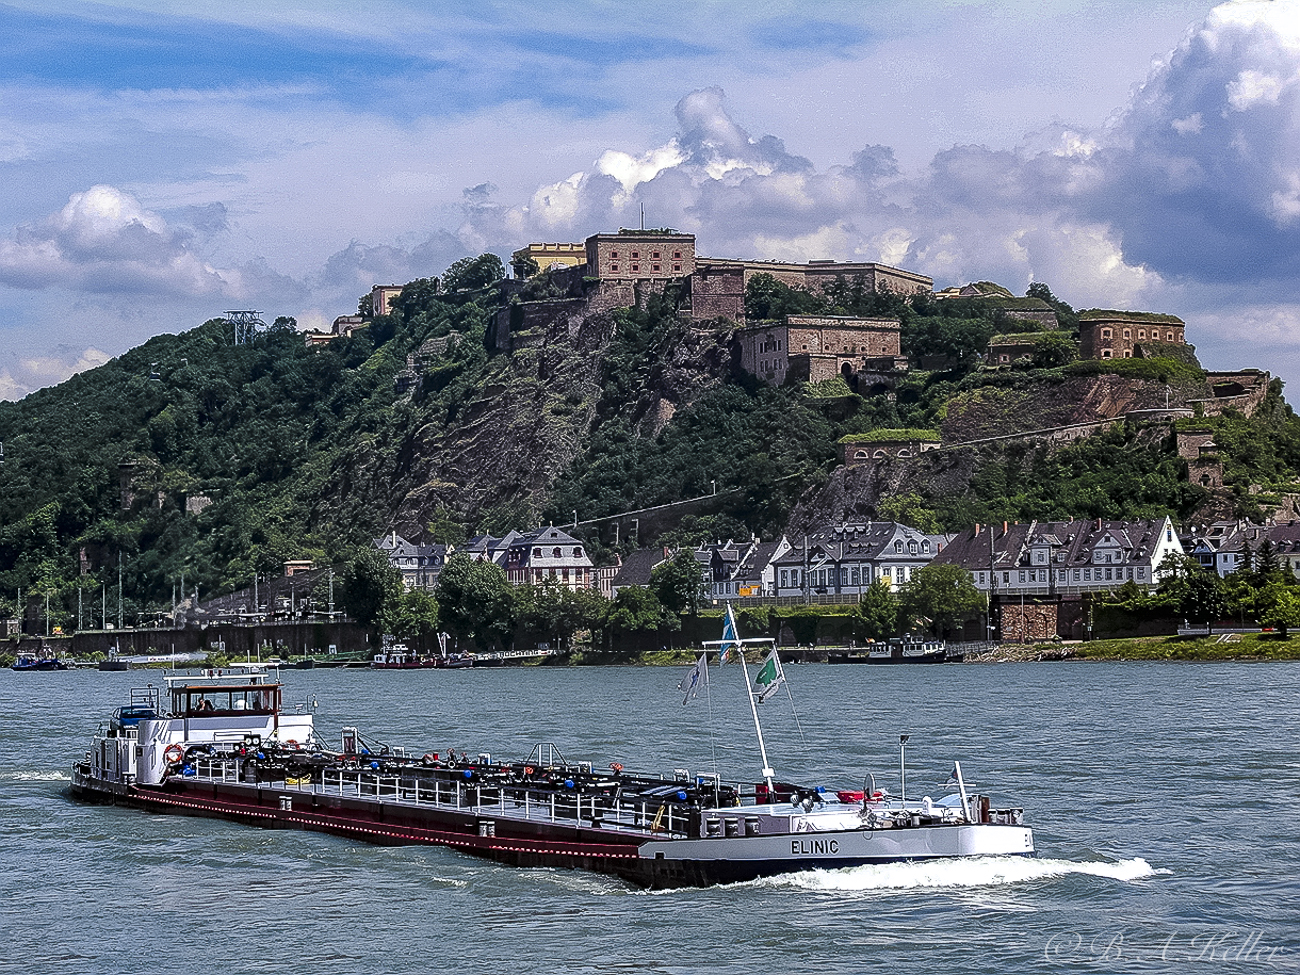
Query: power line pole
[[118, 552, 123, 630]]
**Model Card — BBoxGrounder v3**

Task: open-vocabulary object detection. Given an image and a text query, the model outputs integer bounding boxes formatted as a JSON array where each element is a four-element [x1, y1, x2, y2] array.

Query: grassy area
[[1068, 633, 1300, 661]]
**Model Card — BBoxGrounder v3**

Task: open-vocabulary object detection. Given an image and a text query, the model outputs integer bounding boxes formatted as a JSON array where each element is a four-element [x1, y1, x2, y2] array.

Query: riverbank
[[573, 634, 1300, 666], [971, 633, 1300, 662]]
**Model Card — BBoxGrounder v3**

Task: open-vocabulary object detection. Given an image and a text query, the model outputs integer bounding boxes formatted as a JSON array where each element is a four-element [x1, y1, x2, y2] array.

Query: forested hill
[[3, 259, 1300, 626]]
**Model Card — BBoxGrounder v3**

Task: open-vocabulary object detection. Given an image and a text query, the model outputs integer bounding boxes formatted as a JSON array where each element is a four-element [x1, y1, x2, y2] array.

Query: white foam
[[0, 770, 72, 782], [755, 856, 1169, 892]]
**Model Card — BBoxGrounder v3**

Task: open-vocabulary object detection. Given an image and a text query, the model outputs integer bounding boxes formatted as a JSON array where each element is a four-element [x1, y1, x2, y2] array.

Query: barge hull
[[70, 769, 1030, 889]]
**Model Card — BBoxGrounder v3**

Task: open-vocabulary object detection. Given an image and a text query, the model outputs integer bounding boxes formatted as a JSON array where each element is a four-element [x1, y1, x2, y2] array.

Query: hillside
[[2, 265, 1299, 627]]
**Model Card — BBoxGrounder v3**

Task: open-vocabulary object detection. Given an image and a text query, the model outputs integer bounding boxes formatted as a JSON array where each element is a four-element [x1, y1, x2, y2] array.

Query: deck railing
[[186, 759, 692, 838]]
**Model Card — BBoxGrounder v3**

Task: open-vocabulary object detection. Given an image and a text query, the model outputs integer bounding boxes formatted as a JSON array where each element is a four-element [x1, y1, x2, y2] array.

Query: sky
[[2, 0, 1299, 398]]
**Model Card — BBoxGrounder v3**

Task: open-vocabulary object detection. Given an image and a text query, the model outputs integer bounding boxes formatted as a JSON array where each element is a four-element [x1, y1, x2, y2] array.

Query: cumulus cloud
[[455, 0, 1300, 336], [0, 186, 246, 297], [0, 346, 111, 402], [1083, 0, 1300, 283]]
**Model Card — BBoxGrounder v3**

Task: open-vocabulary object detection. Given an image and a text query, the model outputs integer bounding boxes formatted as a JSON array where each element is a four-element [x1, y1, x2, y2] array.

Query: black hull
[[68, 773, 967, 889]]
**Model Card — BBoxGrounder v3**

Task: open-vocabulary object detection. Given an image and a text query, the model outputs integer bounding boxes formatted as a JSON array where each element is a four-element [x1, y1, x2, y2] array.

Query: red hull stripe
[[133, 788, 644, 860]]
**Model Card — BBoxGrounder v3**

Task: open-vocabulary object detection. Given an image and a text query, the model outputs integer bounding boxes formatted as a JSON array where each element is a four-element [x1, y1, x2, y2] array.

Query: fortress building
[[1079, 310, 1185, 360], [511, 242, 587, 277], [737, 315, 904, 385]]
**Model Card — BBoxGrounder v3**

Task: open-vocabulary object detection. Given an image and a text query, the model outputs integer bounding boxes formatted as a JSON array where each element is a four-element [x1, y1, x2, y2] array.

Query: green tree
[[442, 254, 505, 293], [1030, 331, 1078, 368], [855, 579, 899, 641], [1180, 567, 1227, 633], [899, 564, 984, 638], [651, 548, 707, 616], [1256, 539, 1282, 584], [433, 553, 515, 651], [510, 253, 540, 279], [379, 589, 440, 642], [1261, 584, 1300, 637], [877, 492, 940, 533], [427, 505, 467, 546], [744, 272, 826, 321], [606, 585, 669, 632], [516, 578, 586, 651], [338, 549, 402, 628]]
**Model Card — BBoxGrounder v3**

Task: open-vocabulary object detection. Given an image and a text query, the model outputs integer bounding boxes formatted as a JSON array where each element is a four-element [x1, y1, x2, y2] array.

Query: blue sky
[[2, 0, 1298, 397]]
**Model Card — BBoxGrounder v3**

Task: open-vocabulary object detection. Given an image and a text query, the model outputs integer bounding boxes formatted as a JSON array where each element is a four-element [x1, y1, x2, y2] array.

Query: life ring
[[284, 739, 299, 750], [609, 762, 624, 773], [164, 744, 185, 765], [524, 765, 535, 776]]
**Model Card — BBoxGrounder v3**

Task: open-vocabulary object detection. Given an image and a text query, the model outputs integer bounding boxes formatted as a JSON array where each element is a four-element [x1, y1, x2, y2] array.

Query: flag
[[944, 764, 959, 785], [678, 653, 708, 706], [751, 648, 785, 703], [718, 604, 742, 665]]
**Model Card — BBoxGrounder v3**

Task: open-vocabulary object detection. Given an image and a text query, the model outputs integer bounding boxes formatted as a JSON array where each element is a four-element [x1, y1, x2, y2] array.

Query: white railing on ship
[[186, 760, 689, 837]]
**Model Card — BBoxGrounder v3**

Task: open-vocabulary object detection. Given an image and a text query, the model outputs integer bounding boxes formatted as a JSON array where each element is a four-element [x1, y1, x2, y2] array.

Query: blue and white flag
[[679, 653, 708, 705], [718, 604, 742, 665]]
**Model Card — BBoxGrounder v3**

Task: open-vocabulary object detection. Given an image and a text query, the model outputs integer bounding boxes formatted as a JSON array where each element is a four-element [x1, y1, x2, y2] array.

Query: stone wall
[[997, 600, 1060, 641], [689, 264, 745, 321]]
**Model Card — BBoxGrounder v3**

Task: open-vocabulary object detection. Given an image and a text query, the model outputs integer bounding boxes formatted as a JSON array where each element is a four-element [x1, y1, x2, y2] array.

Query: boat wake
[[1, 770, 72, 782], [754, 856, 1168, 892]]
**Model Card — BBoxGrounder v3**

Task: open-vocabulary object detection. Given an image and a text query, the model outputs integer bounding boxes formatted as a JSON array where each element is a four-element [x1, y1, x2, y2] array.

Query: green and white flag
[[751, 648, 785, 704]]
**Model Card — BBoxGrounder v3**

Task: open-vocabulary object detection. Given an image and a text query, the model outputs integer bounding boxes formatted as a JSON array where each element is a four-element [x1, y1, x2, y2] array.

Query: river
[[1, 661, 1296, 974]]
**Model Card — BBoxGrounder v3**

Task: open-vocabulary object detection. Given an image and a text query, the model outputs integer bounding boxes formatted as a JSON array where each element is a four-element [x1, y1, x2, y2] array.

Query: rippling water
[[1, 662, 1296, 974]]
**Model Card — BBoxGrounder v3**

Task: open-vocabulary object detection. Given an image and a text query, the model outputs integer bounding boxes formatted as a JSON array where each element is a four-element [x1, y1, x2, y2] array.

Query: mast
[[736, 650, 775, 796], [716, 603, 776, 796]]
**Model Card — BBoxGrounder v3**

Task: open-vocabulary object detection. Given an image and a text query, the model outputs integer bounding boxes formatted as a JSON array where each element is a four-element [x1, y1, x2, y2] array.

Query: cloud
[[1080, 0, 1300, 284], [455, 1, 1300, 325], [0, 346, 111, 402], [0, 185, 245, 297]]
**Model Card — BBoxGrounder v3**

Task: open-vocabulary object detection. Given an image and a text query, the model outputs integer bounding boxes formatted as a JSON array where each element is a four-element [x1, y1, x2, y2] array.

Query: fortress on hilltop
[[501, 231, 930, 391]]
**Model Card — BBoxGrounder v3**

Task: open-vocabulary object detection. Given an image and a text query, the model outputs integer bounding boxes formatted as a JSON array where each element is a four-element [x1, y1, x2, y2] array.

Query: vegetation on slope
[[4, 262, 1300, 633]]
